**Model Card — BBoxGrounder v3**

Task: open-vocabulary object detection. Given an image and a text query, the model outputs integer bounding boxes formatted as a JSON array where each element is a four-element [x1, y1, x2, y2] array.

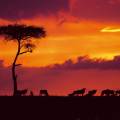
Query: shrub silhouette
[[0, 24, 46, 96]]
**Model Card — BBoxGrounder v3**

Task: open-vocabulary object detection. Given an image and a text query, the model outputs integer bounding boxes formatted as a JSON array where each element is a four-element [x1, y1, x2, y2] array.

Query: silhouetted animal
[[101, 89, 115, 96], [29, 91, 34, 96], [15, 89, 28, 96], [69, 88, 86, 96], [68, 93, 75, 97], [40, 90, 49, 96], [116, 90, 120, 96], [85, 90, 97, 96]]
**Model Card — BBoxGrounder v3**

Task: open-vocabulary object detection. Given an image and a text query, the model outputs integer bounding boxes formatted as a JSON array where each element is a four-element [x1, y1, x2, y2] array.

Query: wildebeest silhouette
[[15, 89, 28, 96], [85, 90, 97, 96], [115, 90, 120, 96], [68, 93, 75, 97], [68, 88, 86, 96], [101, 89, 115, 96], [29, 91, 34, 96], [40, 90, 49, 96]]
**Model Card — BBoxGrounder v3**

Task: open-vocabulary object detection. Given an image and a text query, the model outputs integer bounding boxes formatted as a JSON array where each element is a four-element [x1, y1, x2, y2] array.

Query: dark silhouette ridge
[[101, 89, 115, 96], [0, 24, 46, 96], [15, 89, 28, 96], [1, 97, 120, 120], [85, 90, 97, 96], [40, 89, 49, 96], [68, 88, 86, 96], [2, 88, 120, 96]]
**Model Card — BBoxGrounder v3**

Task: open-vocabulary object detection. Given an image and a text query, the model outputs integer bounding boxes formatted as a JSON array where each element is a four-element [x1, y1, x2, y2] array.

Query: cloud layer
[[0, 0, 69, 19], [70, 0, 120, 21], [51, 55, 120, 70], [0, 0, 120, 22], [1, 56, 120, 95]]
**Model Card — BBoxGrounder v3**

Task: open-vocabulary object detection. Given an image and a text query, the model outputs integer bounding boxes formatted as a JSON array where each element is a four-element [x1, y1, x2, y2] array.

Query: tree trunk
[[12, 40, 21, 96]]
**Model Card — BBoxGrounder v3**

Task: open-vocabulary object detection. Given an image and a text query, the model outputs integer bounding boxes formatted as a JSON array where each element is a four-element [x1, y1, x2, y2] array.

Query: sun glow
[[101, 27, 120, 33], [0, 17, 120, 67]]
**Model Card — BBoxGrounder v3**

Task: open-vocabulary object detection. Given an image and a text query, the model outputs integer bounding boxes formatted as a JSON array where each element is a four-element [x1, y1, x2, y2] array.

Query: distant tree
[[0, 24, 46, 96]]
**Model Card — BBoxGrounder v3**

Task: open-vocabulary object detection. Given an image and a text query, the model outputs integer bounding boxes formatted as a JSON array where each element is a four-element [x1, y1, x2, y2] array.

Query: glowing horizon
[[1, 0, 120, 95], [0, 17, 120, 67]]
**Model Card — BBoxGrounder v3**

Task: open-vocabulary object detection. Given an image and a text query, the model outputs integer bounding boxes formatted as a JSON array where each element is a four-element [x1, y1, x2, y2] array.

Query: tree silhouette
[[0, 24, 46, 96]]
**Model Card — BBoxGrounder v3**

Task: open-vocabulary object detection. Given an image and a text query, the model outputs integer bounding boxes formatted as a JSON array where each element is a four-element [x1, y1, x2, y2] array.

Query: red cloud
[[51, 55, 120, 70], [0, 0, 69, 19], [0, 0, 120, 22], [70, 0, 120, 22]]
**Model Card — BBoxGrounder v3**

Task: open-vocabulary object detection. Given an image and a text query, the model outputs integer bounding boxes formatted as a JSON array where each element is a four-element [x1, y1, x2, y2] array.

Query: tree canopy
[[0, 24, 46, 96], [0, 24, 46, 41]]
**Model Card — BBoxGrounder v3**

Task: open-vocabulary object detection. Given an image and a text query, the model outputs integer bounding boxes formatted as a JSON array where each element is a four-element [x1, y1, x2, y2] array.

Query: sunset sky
[[0, 0, 120, 95]]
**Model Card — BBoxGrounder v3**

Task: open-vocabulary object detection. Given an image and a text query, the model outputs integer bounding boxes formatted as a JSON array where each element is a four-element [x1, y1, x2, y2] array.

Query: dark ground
[[0, 97, 120, 120]]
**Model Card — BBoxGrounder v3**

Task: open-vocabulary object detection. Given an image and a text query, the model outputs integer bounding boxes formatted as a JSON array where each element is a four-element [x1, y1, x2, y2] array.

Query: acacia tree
[[0, 24, 46, 96]]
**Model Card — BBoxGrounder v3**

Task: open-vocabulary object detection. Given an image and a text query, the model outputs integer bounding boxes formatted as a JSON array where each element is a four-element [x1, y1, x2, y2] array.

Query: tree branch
[[15, 64, 22, 67], [20, 44, 24, 49], [19, 51, 30, 55], [22, 36, 31, 40]]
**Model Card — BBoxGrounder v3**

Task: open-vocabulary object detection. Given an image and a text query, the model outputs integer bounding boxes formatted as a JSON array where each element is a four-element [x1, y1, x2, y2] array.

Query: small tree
[[0, 24, 46, 96]]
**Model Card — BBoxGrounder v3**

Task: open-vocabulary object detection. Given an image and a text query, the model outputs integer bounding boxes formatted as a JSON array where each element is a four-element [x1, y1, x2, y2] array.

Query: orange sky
[[1, 0, 120, 96], [0, 17, 120, 67]]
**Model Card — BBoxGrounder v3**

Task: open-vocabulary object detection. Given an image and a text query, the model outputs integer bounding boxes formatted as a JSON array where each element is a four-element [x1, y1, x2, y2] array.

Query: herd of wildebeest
[[14, 88, 120, 96]]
